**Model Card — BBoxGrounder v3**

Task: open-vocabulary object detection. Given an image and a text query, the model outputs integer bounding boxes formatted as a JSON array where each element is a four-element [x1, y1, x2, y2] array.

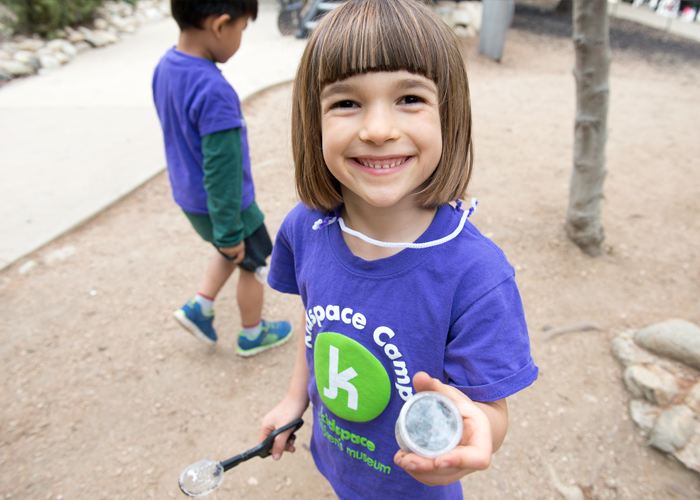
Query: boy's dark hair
[[171, 0, 258, 30]]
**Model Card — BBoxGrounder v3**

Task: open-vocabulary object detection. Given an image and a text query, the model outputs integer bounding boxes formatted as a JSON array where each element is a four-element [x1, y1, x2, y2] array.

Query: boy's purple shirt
[[152, 47, 255, 215], [268, 202, 538, 500]]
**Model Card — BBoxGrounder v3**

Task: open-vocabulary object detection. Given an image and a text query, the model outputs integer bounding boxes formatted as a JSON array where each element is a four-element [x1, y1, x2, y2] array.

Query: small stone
[[13, 50, 35, 63], [0, 50, 11, 61], [247, 477, 258, 486], [685, 382, 700, 413], [635, 319, 700, 370], [672, 432, 700, 473], [73, 42, 91, 54], [39, 54, 61, 70], [15, 39, 44, 51], [623, 364, 678, 407], [93, 18, 109, 30], [79, 28, 110, 47], [61, 42, 77, 58], [0, 60, 34, 76], [18, 260, 38, 274], [0, 69, 11, 81], [66, 28, 85, 43], [612, 331, 657, 367], [44, 246, 76, 264], [54, 52, 69, 65], [648, 405, 696, 453], [143, 7, 165, 22], [629, 399, 661, 433]]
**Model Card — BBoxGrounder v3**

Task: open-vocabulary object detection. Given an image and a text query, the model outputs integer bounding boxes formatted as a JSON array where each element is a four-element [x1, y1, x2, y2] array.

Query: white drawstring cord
[[312, 198, 477, 249]]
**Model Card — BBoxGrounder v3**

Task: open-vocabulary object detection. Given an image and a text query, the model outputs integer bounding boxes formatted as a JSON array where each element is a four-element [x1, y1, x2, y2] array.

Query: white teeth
[[359, 158, 406, 169]]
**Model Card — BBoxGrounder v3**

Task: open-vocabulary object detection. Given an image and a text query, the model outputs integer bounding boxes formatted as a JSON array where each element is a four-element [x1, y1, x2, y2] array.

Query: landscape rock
[[648, 405, 696, 453], [0, 60, 34, 76], [673, 432, 700, 473], [73, 42, 92, 54], [15, 38, 44, 51], [93, 18, 110, 30], [12, 50, 35, 63], [0, 49, 11, 61], [623, 364, 678, 407], [39, 54, 60, 70], [18, 260, 37, 274], [79, 28, 116, 47], [0, 68, 11, 81], [635, 319, 700, 370], [66, 28, 86, 44], [629, 399, 662, 433], [685, 382, 700, 413], [612, 331, 658, 367], [54, 52, 69, 65]]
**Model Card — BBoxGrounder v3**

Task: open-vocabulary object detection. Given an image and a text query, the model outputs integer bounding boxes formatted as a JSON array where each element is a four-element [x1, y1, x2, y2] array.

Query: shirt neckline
[[327, 204, 457, 277]]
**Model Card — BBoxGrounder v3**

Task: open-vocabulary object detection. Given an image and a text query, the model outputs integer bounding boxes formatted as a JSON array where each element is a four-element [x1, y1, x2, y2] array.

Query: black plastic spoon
[[178, 418, 304, 498]]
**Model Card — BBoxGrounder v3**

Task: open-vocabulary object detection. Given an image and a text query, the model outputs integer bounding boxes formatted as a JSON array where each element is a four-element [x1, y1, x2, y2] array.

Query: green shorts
[[183, 211, 273, 273]]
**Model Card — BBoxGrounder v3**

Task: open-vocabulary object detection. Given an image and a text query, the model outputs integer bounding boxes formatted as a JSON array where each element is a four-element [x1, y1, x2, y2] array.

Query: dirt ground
[[2, 7, 700, 500]]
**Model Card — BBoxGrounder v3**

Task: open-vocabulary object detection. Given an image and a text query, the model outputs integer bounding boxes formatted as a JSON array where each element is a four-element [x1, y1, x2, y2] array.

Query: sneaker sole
[[173, 310, 216, 344], [236, 327, 293, 358]]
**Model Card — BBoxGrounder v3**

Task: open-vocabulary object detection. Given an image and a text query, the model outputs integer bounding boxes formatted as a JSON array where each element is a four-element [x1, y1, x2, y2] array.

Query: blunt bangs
[[313, 0, 448, 87], [293, 0, 474, 212]]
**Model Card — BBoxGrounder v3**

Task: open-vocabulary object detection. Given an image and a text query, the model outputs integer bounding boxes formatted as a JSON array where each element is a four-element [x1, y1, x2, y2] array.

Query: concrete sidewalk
[[0, 2, 306, 271], [610, 1, 700, 43]]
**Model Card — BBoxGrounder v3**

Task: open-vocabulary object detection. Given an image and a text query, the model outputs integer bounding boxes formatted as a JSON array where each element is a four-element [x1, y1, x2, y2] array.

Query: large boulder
[[635, 319, 700, 370]]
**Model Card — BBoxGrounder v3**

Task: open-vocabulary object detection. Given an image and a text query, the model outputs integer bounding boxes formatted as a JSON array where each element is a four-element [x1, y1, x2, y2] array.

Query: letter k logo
[[323, 345, 358, 410]]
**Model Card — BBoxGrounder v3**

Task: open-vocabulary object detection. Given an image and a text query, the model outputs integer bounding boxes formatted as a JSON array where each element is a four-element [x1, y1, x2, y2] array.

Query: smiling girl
[[258, 0, 537, 498]]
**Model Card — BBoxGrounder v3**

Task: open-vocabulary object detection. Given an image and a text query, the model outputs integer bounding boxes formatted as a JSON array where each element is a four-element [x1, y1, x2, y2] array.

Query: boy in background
[[152, 0, 292, 356]]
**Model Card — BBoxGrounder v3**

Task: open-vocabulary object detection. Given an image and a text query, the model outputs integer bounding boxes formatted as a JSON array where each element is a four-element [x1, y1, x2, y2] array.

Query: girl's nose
[[359, 105, 399, 144]]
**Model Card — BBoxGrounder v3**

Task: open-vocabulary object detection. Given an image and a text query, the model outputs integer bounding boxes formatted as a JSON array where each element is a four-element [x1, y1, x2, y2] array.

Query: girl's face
[[320, 71, 442, 210]]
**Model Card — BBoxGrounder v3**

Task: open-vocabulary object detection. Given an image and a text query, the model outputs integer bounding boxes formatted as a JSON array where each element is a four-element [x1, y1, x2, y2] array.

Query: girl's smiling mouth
[[352, 156, 412, 170]]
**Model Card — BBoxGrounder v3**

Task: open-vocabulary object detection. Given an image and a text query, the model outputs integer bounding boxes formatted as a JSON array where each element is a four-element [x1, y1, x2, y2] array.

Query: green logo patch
[[315, 332, 391, 422]]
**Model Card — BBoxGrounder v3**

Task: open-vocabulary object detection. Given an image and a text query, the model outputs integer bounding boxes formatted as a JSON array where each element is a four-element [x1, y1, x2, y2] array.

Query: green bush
[[1, 0, 106, 36]]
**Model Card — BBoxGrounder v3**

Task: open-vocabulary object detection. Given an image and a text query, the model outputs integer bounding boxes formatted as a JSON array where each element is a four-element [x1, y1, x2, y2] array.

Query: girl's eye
[[331, 100, 357, 109], [399, 95, 425, 105]]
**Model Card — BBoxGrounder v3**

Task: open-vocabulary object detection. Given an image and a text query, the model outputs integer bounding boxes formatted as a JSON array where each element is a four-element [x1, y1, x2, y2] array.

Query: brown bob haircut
[[292, 0, 473, 212]]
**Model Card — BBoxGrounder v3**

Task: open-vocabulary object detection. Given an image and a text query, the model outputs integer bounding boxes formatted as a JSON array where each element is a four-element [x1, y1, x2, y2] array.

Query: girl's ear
[[211, 13, 232, 38]]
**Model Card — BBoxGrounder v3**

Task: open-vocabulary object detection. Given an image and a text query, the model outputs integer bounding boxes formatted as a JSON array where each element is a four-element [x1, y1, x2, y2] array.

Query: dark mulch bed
[[512, 0, 700, 66]]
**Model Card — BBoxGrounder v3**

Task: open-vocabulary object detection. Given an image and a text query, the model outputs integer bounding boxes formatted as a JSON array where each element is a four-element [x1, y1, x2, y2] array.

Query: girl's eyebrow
[[394, 77, 437, 94], [321, 82, 355, 101]]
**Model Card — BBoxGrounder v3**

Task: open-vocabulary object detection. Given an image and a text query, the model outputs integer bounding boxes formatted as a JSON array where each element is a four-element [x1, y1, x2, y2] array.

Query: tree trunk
[[566, 0, 610, 257]]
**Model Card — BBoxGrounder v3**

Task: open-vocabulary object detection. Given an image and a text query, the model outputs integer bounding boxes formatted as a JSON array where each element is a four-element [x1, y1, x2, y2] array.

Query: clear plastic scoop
[[178, 418, 304, 498]]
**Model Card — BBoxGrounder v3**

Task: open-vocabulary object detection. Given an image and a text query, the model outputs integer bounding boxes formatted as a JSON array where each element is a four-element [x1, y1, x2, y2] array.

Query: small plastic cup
[[395, 391, 463, 459]]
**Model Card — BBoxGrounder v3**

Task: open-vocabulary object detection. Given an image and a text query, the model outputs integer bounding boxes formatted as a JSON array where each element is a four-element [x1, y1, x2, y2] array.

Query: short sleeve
[[267, 216, 300, 295], [191, 80, 243, 137], [444, 277, 538, 402]]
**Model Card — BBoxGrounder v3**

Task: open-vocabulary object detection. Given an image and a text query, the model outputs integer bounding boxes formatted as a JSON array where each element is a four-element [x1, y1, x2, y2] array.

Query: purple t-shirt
[[152, 48, 255, 215], [268, 203, 538, 500]]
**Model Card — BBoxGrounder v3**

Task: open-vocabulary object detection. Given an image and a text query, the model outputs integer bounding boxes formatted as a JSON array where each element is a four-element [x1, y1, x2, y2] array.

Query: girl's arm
[[393, 372, 508, 487], [259, 311, 310, 459]]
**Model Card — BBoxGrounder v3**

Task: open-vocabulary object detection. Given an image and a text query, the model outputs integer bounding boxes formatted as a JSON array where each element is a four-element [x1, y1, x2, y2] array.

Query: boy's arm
[[201, 128, 245, 248], [393, 372, 508, 487]]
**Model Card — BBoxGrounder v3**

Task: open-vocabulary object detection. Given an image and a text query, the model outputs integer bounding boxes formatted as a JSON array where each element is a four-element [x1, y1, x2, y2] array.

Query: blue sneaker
[[237, 319, 293, 357], [173, 300, 217, 344]]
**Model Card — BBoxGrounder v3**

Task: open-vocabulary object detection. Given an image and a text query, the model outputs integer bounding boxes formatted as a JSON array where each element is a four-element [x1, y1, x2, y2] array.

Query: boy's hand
[[393, 372, 507, 487], [219, 241, 245, 264]]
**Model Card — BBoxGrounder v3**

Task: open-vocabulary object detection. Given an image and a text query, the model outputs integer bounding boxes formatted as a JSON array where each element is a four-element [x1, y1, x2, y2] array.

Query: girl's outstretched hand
[[393, 372, 508, 487], [259, 395, 308, 461]]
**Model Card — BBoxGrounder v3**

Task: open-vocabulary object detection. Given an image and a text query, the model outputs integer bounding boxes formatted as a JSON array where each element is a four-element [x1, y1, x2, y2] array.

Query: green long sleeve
[[201, 128, 245, 247]]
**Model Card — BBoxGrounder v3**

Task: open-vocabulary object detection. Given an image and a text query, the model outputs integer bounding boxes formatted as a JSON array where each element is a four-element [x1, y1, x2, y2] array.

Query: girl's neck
[[339, 193, 437, 261]]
